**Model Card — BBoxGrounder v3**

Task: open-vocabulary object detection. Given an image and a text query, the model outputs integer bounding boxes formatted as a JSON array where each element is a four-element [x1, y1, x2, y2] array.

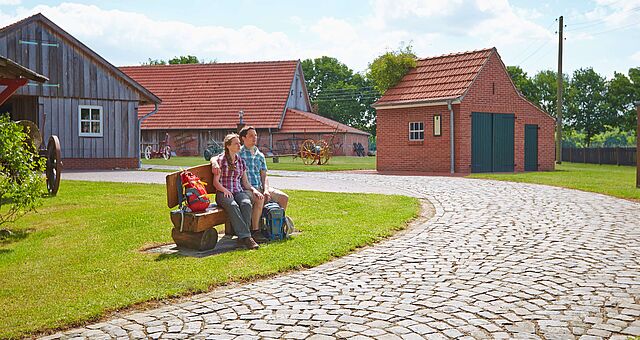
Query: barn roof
[[373, 48, 495, 108], [0, 13, 160, 105], [121, 61, 303, 130], [0, 55, 48, 82], [279, 108, 369, 135]]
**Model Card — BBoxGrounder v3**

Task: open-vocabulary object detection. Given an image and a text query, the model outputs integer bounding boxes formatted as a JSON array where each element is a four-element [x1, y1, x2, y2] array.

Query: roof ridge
[[120, 60, 299, 68], [418, 47, 495, 61]]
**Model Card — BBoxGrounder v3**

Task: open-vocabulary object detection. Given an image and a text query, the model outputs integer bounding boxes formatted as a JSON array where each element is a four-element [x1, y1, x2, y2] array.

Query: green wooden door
[[472, 112, 514, 172], [524, 124, 538, 171], [492, 114, 515, 172], [472, 112, 493, 172]]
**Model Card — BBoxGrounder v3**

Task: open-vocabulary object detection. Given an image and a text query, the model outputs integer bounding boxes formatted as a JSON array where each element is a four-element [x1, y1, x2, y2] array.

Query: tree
[[302, 57, 379, 135], [607, 68, 640, 133], [506, 66, 538, 104], [168, 55, 200, 64], [565, 68, 614, 146], [142, 58, 166, 65], [366, 44, 417, 94], [0, 115, 47, 230]]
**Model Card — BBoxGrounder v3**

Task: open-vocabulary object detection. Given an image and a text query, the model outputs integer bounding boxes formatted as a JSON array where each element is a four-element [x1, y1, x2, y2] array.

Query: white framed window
[[78, 105, 103, 137], [409, 121, 424, 141]]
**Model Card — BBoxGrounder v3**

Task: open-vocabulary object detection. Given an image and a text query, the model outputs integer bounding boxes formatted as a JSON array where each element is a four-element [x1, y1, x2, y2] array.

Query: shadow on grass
[[0, 228, 31, 246], [154, 253, 181, 261]]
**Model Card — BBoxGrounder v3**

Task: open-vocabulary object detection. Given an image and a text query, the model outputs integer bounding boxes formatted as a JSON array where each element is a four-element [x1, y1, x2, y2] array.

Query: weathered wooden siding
[[285, 64, 310, 112], [36, 97, 139, 159], [0, 20, 141, 101]]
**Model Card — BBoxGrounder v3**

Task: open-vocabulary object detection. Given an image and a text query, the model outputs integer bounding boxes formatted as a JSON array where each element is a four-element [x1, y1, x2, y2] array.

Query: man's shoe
[[251, 231, 269, 243], [237, 237, 259, 250]]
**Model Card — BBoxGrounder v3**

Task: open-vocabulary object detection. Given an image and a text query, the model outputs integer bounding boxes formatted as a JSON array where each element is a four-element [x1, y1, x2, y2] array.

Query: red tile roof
[[120, 61, 299, 129], [374, 48, 495, 107], [279, 109, 369, 135]]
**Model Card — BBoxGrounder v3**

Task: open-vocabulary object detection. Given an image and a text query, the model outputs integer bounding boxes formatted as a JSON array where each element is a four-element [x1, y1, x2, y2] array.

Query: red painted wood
[[0, 78, 28, 106]]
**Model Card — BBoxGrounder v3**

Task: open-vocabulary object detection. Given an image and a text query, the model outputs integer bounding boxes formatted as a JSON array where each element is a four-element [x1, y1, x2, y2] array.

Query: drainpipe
[[448, 100, 455, 174], [137, 103, 159, 169]]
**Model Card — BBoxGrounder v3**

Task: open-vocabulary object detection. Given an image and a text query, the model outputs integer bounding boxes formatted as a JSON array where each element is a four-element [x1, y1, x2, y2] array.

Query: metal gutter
[[137, 103, 159, 168]]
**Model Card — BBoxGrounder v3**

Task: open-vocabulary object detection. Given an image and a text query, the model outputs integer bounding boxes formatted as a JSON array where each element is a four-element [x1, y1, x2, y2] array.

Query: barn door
[[472, 112, 514, 172], [524, 124, 538, 171]]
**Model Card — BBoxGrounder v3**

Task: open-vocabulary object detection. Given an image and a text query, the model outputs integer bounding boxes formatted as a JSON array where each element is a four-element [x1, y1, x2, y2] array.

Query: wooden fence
[[562, 147, 637, 166]]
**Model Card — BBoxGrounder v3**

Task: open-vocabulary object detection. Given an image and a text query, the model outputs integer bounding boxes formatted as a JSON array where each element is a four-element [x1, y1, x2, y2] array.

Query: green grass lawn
[[468, 162, 639, 201], [143, 155, 376, 171], [0, 180, 418, 338]]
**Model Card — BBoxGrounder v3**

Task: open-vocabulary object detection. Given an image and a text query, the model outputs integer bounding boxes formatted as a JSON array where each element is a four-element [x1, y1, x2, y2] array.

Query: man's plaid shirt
[[216, 153, 247, 193], [239, 145, 267, 190]]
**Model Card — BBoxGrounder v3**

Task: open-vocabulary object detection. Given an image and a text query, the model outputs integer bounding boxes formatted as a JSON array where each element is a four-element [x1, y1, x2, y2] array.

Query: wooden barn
[[374, 48, 555, 174], [120, 61, 369, 157], [0, 13, 160, 169]]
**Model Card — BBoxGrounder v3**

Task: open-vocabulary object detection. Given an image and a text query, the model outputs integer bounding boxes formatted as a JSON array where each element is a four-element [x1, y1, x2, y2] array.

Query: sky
[[0, 0, 638, 79]]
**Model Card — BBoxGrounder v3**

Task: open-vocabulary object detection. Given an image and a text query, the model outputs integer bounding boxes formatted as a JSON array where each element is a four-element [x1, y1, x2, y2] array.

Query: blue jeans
[[215, 191, 252, 238]]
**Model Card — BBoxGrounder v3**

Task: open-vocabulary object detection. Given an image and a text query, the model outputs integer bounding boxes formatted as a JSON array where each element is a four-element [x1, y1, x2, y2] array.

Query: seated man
[[212, 126, 288, 240]]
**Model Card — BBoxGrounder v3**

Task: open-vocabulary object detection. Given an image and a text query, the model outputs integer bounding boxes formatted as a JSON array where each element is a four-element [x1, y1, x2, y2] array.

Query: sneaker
[[251, 230, 269, 243], [237, 237, 259, 250]]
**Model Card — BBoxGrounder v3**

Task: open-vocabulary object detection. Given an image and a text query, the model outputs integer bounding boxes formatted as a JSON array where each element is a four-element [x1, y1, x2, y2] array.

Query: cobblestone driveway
[[47, 173, 640, 339]]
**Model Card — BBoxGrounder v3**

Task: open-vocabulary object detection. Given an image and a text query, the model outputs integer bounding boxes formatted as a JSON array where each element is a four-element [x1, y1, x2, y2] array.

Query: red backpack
[[177, 170, 210, 212]]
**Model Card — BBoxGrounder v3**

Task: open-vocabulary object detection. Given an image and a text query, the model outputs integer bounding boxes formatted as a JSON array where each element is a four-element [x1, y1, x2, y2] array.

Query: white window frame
[[409, 121, 424, 141], [78, 105, 103, 137], [433, 114, 442, 137]]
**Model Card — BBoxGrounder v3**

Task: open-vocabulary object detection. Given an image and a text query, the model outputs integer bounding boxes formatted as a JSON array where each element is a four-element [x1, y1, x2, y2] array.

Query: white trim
[[375, 99, 461, 110], [78, 105, 103, 137], [408, 121, 424, 141]]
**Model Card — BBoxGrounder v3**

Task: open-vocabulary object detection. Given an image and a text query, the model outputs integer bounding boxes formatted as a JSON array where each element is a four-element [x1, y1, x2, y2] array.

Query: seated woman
[[212, 133, 264, 249]]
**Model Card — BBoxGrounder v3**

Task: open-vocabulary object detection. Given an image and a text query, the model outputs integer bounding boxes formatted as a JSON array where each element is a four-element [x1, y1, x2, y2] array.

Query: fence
[[562, 147, 637, 166]]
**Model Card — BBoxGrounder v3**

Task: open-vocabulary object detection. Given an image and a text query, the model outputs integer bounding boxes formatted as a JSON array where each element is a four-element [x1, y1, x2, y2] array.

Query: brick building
[[374, 47, 555, 173], [121, 61, 369, 157]]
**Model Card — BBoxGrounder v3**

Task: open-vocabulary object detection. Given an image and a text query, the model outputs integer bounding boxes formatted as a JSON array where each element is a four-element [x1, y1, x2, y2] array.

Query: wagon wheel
[[317, 140, 332, 165], [46, 135, 62, 196], [162, 146, 171, 160], [144, 145, 152, 160], [301, 139, 317, 165]]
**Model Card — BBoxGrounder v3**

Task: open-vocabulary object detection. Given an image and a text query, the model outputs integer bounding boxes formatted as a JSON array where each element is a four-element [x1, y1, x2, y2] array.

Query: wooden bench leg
[[224, 221, 235, 237], [171, 228, 218, 251]]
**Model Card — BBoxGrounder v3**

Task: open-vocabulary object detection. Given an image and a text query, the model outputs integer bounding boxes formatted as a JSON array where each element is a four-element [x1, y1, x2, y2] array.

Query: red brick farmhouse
[[121, 61, 369, 157], [374, 48, 555, 173]]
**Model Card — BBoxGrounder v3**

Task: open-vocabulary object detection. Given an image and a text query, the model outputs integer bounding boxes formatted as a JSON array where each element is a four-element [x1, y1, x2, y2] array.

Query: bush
[[367, 44, 417, 94], [0, 114, 47, 228]]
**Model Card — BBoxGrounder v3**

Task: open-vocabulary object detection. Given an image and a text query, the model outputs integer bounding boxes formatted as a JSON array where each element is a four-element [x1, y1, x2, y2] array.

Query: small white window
[[409, 121, 424, 141], [78, 105, 103, 137]]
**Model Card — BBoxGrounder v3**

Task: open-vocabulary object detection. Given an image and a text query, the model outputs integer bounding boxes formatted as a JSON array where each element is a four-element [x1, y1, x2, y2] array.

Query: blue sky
[[0, 0, 638, 79]]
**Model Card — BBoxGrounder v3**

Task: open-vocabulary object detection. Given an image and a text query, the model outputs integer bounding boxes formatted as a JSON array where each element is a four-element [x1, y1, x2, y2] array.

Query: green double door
[[524, 124, 538, 171], [471, 112, 515, 172]]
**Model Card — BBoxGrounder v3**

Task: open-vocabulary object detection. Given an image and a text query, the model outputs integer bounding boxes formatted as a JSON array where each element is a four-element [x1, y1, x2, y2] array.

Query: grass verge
[[468, 162, 639, 201], [0, 180, 417, 338], [143, 155, 376, 171]]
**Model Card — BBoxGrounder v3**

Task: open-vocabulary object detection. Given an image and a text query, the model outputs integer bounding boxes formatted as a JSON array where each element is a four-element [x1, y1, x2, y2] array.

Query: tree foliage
[[142, 55, 215, 65], [302, 56, 379, 135], [607, 67, 640, 132], [366, 45, 417, 94], [566, 68, 614, 146], [0, 115, 47, 228]]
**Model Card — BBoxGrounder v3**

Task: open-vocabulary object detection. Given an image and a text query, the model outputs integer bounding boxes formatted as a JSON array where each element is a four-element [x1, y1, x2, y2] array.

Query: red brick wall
[[460, 53, 555, 172], [636, 104, 639, 188], [376, 52, 556, 173], [62, 158, 138, 170], [377, 105, 453, 172]]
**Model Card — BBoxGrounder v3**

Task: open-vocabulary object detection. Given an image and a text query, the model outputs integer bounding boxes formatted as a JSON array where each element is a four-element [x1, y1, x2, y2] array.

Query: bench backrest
[[166, 163, 215, 208]]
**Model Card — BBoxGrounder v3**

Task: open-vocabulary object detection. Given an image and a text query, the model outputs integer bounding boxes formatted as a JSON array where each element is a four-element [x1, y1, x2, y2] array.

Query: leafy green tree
[[302, 57, 379, 135], [366, 44, 417, 94], [506, 66, 538, 104], [142, 58, 167, 65], [0, 115, 47, 230], [607, 68, 640, 133], [168, 55, 200, 64], [566, 68, 614, 146]]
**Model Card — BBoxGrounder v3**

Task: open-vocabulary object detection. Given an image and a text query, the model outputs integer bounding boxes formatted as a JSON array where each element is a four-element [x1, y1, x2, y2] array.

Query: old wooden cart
[[0, 55, 61, 195]]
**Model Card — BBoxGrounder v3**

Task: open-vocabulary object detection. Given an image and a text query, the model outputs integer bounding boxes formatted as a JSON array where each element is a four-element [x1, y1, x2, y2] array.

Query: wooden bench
[[166, 163, 233, 250]]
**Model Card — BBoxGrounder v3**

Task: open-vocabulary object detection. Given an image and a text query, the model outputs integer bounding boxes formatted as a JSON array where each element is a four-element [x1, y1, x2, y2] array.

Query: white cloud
[[366, 0, 464, 30], [0, 0, 20, 6], [631, 50, 640, 63], [310, 17, 358, 44]]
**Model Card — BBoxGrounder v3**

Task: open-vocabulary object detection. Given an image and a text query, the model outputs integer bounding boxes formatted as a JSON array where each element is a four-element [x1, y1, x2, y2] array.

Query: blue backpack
[[261, 202, 289, 240]]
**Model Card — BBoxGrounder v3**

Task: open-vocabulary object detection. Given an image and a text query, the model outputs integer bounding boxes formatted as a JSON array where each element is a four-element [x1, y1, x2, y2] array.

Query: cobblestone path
[[45, 174, 640, 339]]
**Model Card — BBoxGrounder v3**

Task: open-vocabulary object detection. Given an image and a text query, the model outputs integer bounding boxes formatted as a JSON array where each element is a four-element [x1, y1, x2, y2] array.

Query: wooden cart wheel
[[46, 135, 62, 196], [163, 145, 171, 160], [317, 140, 332, 165], [301, 139, 317, 165], [144, 145, 152, 159]]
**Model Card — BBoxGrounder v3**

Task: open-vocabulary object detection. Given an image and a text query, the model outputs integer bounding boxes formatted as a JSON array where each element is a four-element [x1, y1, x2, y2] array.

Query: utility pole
[[556, 16, 564, 164]]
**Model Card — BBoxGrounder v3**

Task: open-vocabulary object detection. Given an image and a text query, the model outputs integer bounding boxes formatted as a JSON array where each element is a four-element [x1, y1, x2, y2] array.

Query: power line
[[512, 19, 557, 63]]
